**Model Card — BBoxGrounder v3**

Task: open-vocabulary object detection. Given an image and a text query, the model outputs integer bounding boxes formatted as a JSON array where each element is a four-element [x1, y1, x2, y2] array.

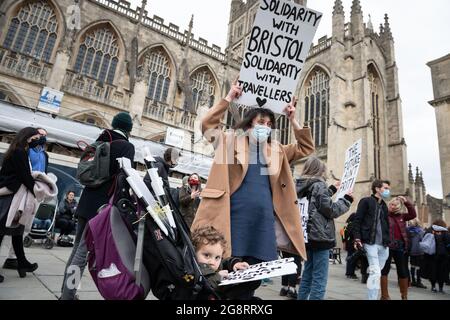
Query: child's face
[[196, 242, 223, 272]]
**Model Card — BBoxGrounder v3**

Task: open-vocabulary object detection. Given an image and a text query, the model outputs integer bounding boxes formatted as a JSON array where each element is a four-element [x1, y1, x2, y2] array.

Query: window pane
[[13, 22, 29, 52], [74, 45, 86, 73], [154, 75, 164, 101], [106, 57, 118, 84], [162, 77, 170, 102], [304, 97, 309, 122], [315, 93, 320, 117], [321, 117, 326, 145], [32, 29, 47, 59], [209, 95, 215, 108], [42, 33, 56, 62], [91, 51, 103, 78], [98, 54, 110, 83], [3, 19, 19, 49], [23, 26, 38, 55], [315, 120, 320, 146], [82, 48, 95, 75], [148, 72, 157, 99], [321, 90, 327, 116]]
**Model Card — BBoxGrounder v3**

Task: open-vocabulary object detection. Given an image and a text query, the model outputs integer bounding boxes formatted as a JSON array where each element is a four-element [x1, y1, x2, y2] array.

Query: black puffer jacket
[[296, 177, 353, 250]]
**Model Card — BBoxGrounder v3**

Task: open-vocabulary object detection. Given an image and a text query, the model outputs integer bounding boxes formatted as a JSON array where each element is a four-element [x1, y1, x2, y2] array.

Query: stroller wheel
[[43, 238, 54, 250], [23, 235, 33, 248]]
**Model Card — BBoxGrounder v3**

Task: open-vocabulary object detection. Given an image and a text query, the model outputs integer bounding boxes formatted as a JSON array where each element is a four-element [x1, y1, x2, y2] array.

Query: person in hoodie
[[60, 112, 135, 300], [296, 156, 353, 300], [380, 196, 417, 300], [407, 219, 427, 289]]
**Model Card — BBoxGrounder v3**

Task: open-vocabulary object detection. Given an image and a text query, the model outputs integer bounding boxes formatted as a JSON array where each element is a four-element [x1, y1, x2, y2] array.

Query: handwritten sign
[[298, 197, 309, 243], [236, 0, 322, 114], [335, 139, 362, 201], [219, 258, 297, 286]]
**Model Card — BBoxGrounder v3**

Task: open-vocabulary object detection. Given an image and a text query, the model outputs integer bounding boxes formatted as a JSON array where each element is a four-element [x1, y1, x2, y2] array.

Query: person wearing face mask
[[379, 196, 417, 300], [191, 80, 315, 299], [353, 180, 392, 300], [3, 127, 50, 271], [0, 127, 40, 282], [179, 173, 202, 229]]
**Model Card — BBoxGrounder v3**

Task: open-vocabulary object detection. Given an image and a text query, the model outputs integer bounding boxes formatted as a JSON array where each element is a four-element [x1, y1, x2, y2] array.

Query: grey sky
[[130, 0, 450, 198]]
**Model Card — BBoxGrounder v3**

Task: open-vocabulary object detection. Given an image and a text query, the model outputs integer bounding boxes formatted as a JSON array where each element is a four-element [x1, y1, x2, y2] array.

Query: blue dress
[[230, 142, 277, 261]]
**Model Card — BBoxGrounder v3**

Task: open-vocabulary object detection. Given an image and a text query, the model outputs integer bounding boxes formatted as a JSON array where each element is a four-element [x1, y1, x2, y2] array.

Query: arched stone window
[[189, 67, 216, 110], [369, 68, 381, 179], [304, 68, 330, 147], [3, 1, 59, 62], [73, 26, 119, 84], [142, 49, 171, 103]]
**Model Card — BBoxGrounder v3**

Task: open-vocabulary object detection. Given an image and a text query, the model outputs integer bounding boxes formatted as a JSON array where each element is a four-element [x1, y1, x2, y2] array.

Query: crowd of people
[[0, 82, 449, 301]]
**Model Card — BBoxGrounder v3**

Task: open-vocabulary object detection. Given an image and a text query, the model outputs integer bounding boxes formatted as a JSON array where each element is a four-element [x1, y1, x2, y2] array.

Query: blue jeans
[[364, 244, 389, 300], [33, 218, 52, 230], [298, 248, 329, 300]]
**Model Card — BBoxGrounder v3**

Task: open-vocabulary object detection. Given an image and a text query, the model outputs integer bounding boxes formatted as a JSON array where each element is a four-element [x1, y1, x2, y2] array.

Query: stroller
[[84, 156, 218, 300], [23, 198, 58, 250]]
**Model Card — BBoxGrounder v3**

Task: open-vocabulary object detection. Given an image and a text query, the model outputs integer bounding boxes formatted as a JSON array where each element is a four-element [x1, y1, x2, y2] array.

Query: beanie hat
[[112, 112, 133, 132]]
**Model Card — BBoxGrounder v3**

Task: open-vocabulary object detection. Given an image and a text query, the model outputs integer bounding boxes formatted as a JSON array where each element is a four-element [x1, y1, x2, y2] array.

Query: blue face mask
[[251, 125, 271, 142], [381, 189, 391, 199]]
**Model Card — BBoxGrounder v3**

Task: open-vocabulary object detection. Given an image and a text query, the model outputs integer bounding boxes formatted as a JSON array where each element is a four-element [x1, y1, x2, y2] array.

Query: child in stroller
[[24, 198, 58, 249]]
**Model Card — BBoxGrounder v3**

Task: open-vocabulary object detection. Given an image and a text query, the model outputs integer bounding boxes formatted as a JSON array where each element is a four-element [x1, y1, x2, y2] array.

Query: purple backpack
[[85, 200, 150, 300]]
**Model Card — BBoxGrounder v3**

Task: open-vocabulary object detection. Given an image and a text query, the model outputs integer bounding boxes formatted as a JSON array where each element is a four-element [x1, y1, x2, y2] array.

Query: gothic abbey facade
[[0, 0, 436, 225]]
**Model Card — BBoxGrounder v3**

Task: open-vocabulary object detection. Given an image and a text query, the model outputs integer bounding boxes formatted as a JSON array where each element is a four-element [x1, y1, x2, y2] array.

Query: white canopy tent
[[0, 101, 213, 178]]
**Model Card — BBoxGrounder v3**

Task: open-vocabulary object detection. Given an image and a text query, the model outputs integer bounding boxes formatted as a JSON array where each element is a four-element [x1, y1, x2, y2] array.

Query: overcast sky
[[129, 0, 450, 198]]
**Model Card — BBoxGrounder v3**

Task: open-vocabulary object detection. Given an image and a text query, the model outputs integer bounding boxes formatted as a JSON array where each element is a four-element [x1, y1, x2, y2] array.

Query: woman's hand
[[283, 97, 301, 130], [225, 78, 242, 103], [397, 196, 407, 203], [334, 181, 341, 189], [233, 262, 250, 272]]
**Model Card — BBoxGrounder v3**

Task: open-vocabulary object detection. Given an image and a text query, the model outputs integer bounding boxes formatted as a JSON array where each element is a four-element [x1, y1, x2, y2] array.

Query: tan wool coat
[[191, 99, 315, 260]]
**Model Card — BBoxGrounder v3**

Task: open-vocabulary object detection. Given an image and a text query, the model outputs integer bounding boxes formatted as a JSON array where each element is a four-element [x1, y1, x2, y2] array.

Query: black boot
[[416, 274, 427, 289], [361, 273, 368, 284], [410, 268, 417, 286], [3, 258, 18, 270], [11, 235, 38, 278]]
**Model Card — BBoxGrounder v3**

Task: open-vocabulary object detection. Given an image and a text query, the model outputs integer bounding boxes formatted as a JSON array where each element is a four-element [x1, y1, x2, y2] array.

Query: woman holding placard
[[296, 156, 353, 300], [191, 80, 314, 299]]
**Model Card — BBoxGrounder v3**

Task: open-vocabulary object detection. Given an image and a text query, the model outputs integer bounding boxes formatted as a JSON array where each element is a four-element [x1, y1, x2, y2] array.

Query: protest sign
[[236, 0, 322, 114], [219, 258, 297, 286], [298, 197, 309, 243], [334, 139, 362, 201]]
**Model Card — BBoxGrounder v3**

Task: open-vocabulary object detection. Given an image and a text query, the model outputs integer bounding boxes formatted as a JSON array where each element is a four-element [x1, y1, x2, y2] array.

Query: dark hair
[[66, 190, 75, 196], [164, 148, 181, 162], [191, 226, 227, 253], [4, 127, 39, 161], [371, 179, 391, 194], [235, 108, 276, 131]]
